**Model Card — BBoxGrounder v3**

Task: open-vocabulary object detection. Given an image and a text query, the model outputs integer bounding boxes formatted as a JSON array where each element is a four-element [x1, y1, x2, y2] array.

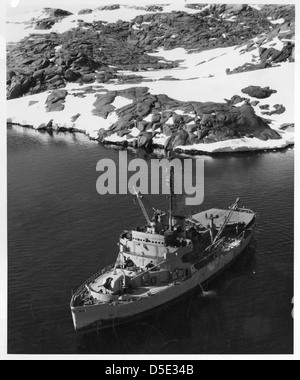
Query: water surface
[[7, 126, 294, 354]]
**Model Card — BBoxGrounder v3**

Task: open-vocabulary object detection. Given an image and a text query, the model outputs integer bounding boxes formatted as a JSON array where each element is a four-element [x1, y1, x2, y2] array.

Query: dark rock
[[136, 101, 153, 119], [117, 103, 137, 119], [71, 113, 81, 122], [7, 75, 35, 99], [28, 101, 39, 107], [7, 82, 22, 100], [44, 66, 60, 80], [264, 104, 286, 116], [273, 43, 294, 63], [118, 130, 131, 138], [46, 89, 68, 112], [184, 124, 197, 134], [137, 132, 153, 149], [225, 4, 248, 15], [97, 5, 120, 11], [34, 58, 51, 70], [236, 103, 281, 140], [259, 47, 280, 62], [226, 62, 272, 75], [46, 102, 65, 112], [33, 69, 45, 80], [145, 5, 164, 12], [94, 92, 117, 108], [118, 87, 149, 101], [47, 8, 73, 17], [259, 105, 270, 110], [117, 74, 144, 85], [7, 70, 16, 81], [135, 15, 144, 24], [93, 92, 117, 118], [96, 71, 117, 84], [172, 113, 183, 126], [64, 69, 81, 82], [259, 128, 282, 141], [98, 129, 110, 142], [151, 113, 161, 123], [93, 104, 115, 119], [136, 121, 148, 133], [172, 130, 189, 149], [260, 5, 295, 24], [56, 66, 66, 76], [213, 127, 236, 142], [35, 19, 56, 30], [48, 75, 62, 84], [227, 95, 246, 106], [164, 136, 173, 151], [242, 86, 277, 99], [161, 111, 173, 124], [82, 73, 96, 83], [78, 9, 93, 15], [187, 133, 199, 145], [112, 114, 135, 132]]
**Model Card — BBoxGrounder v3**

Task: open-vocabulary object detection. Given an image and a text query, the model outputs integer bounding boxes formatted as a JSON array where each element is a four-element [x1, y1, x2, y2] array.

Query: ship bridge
[[119, 230, 169, 269]]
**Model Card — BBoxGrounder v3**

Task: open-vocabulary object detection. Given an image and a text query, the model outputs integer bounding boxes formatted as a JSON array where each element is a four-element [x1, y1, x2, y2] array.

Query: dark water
[[7, 126, 294, 355]]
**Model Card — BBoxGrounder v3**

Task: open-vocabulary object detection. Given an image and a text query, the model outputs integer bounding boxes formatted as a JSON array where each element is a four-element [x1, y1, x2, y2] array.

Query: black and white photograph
[[1, 0, 296, 359]]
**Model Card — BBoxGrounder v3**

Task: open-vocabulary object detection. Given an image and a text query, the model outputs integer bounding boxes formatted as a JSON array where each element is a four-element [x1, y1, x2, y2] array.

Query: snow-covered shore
[[6, 2, 295, 155]]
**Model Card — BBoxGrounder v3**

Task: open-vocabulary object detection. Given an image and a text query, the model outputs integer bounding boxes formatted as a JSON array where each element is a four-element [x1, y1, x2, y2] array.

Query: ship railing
[[236, 207, 255, 215], [72, 263, 115, 299]]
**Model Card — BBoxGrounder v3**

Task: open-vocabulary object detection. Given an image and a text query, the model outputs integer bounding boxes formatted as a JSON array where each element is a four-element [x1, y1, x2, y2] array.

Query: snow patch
[[130, 127, 141, 137], [270, 18, 285, 25], [112, 96, 133, 109], [249, 5, 262, 11], [176, 133, 294, 153]]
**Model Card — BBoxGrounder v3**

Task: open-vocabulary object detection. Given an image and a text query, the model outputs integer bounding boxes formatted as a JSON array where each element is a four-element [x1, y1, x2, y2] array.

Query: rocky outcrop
[[137, 132, 153, 149], [35, 19, 56, 30], [87, 87, 283, 148], [234, 104, 281, 140], [78, 9, 93, 15], [7, 75, 36, 99], [97, 5, 121, 11], [259, 4, 295, 23], [33, 8, 73, 30], [46, 89, 68, 112], [263, 104, 286, 116], [6, 19, 176, 98], [242, 86, 277, 99], [44, 8, 73, 17], [7, 4, 295, 99], [226, 62, 272, 75]]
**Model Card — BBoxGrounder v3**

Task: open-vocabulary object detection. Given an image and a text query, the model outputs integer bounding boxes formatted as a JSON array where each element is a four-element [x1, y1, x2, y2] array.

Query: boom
[[213, 198, 240, 244], [134, 187, 151, 225]]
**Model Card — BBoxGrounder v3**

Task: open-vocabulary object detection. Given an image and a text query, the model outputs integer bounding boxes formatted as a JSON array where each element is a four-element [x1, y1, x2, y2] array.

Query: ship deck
[[89, 270, 176, 300], [191, 208, 254, 229]]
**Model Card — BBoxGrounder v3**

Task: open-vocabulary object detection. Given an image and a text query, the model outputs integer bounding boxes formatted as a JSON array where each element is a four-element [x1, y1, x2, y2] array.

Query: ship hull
[[71, 231, 254, 332]]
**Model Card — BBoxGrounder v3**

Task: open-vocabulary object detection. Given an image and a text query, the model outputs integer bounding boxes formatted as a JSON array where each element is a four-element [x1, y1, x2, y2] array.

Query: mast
[[169, 166, 174, 231]]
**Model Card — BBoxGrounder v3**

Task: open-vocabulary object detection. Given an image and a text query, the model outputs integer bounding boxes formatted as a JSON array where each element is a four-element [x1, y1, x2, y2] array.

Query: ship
[[70, 168, 256, 332]]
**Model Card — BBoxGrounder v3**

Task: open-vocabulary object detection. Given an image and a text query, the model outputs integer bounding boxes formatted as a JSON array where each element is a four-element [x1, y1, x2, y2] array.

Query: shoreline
[[7, 122, 294, 157]]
